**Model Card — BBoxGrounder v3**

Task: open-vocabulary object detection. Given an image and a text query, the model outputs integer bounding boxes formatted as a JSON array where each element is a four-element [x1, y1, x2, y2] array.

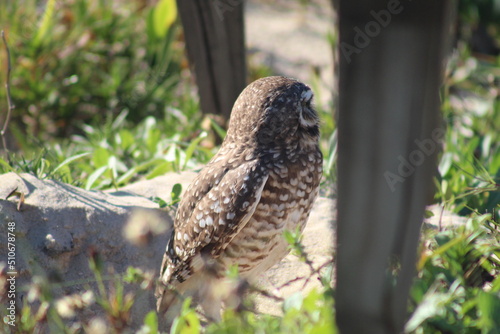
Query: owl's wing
[[159, 158, 269, 284]]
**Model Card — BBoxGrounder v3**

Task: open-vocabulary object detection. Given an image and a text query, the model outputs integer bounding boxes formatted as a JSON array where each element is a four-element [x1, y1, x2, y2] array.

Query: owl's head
[[225, 76, 320, 150]]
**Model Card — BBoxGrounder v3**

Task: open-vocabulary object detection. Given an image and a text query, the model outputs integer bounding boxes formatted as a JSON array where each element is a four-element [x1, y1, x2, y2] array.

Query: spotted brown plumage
[[155, 76, 323, 322]]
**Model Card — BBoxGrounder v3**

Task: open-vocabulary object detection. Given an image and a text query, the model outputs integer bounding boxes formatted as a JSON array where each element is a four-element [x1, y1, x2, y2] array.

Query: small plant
[[436, 44, 500, 216], [407, 213, 500, 333], [0, 0, 182, 143], [153, 183, 183, 209]]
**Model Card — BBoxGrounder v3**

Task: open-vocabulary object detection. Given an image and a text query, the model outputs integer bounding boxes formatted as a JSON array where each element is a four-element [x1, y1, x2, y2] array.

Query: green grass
[[408, 213, 500, 333], [0, 0, 218, 189], [0, 0, 193, 142], [0, 109, 214, 190], [436, 46, 500, 216]]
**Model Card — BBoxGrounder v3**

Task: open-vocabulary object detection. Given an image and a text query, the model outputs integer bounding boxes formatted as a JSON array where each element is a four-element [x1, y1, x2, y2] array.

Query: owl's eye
[[299, 102, 318, 129], [301, 89, 313, 104]]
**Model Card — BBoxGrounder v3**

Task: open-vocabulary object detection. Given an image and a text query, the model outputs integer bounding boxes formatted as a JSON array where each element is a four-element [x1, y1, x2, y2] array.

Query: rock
[[425, 204, 468, 229], [0, 172, 176, 329], [0, 171, 336, 330]]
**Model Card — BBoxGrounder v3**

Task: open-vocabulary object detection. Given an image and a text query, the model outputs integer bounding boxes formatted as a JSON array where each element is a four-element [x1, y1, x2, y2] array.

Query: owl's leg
[[199, 294, 222, 322], [196, 270, 228, 322]]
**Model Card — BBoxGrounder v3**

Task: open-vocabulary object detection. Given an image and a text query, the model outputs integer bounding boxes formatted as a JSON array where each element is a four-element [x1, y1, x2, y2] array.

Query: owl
[[155, 76, 323, 322]]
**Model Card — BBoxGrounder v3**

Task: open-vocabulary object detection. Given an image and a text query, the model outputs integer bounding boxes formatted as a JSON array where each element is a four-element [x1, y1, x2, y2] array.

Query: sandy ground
[[245, 0, 336, 107]]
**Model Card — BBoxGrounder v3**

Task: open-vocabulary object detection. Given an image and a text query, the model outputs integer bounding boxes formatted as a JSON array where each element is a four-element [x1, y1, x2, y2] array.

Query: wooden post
[[176, 0, 247, 121], [335, 1, 454, 332]]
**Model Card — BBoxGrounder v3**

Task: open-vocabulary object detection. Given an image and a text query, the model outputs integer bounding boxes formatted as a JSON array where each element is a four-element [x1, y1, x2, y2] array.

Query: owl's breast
[[218, 150, 322, 279]]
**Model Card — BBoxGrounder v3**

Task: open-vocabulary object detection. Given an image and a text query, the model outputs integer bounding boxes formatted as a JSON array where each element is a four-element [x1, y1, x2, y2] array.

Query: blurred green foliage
[[436, 47, 500, 216], [0, 110, 213, 189], [408, 213, 500, 333], [458, 0, 500, 25], [0, 0, 217, 188], [0, 0, 183, 142]]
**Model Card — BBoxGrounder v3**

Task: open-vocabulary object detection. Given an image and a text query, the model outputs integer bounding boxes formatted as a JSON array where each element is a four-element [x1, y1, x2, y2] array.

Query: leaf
[[49, 152, 90, 176], [146, 128, 162, 154], [146, 9, 156, 41], [209, 117, 227, 140], [151, 196, 168, 209], [491, 273, 500, 293], [171, 183, 182, 203], [118, 129, 135, 151], [476, 291, 500, 331], [302, 288, 321, 312], [86, 166, 109, 190], [283, 229, 295, 246], [143, 311, 158, 334], [116, 167, 139, 186], [438, 152, 453, 177], [326, 129, 338, 174], [171, 298, 201, 334], [134, 158, 168, 175], [93, 147, 110, 168], [146, 161, 172, 179], [417, 234, 467, 270], [182, 132, 207, 170], [153, 0, 177, 39], [107, 155, 119, 180], [165, 145, 182, 171], [405, 290, 450, 332], [36, 158, 50, 179], [0, 157, 13, 172], [32, 0, 56, 48]]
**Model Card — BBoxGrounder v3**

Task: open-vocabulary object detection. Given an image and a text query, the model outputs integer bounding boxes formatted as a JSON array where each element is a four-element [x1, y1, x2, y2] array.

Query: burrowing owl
[[156, 76, 323, 321]]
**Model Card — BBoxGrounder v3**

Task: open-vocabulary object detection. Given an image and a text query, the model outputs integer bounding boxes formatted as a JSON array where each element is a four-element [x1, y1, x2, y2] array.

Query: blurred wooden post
[[335, 1, 453, 333], [176, 0, 247, 121]]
